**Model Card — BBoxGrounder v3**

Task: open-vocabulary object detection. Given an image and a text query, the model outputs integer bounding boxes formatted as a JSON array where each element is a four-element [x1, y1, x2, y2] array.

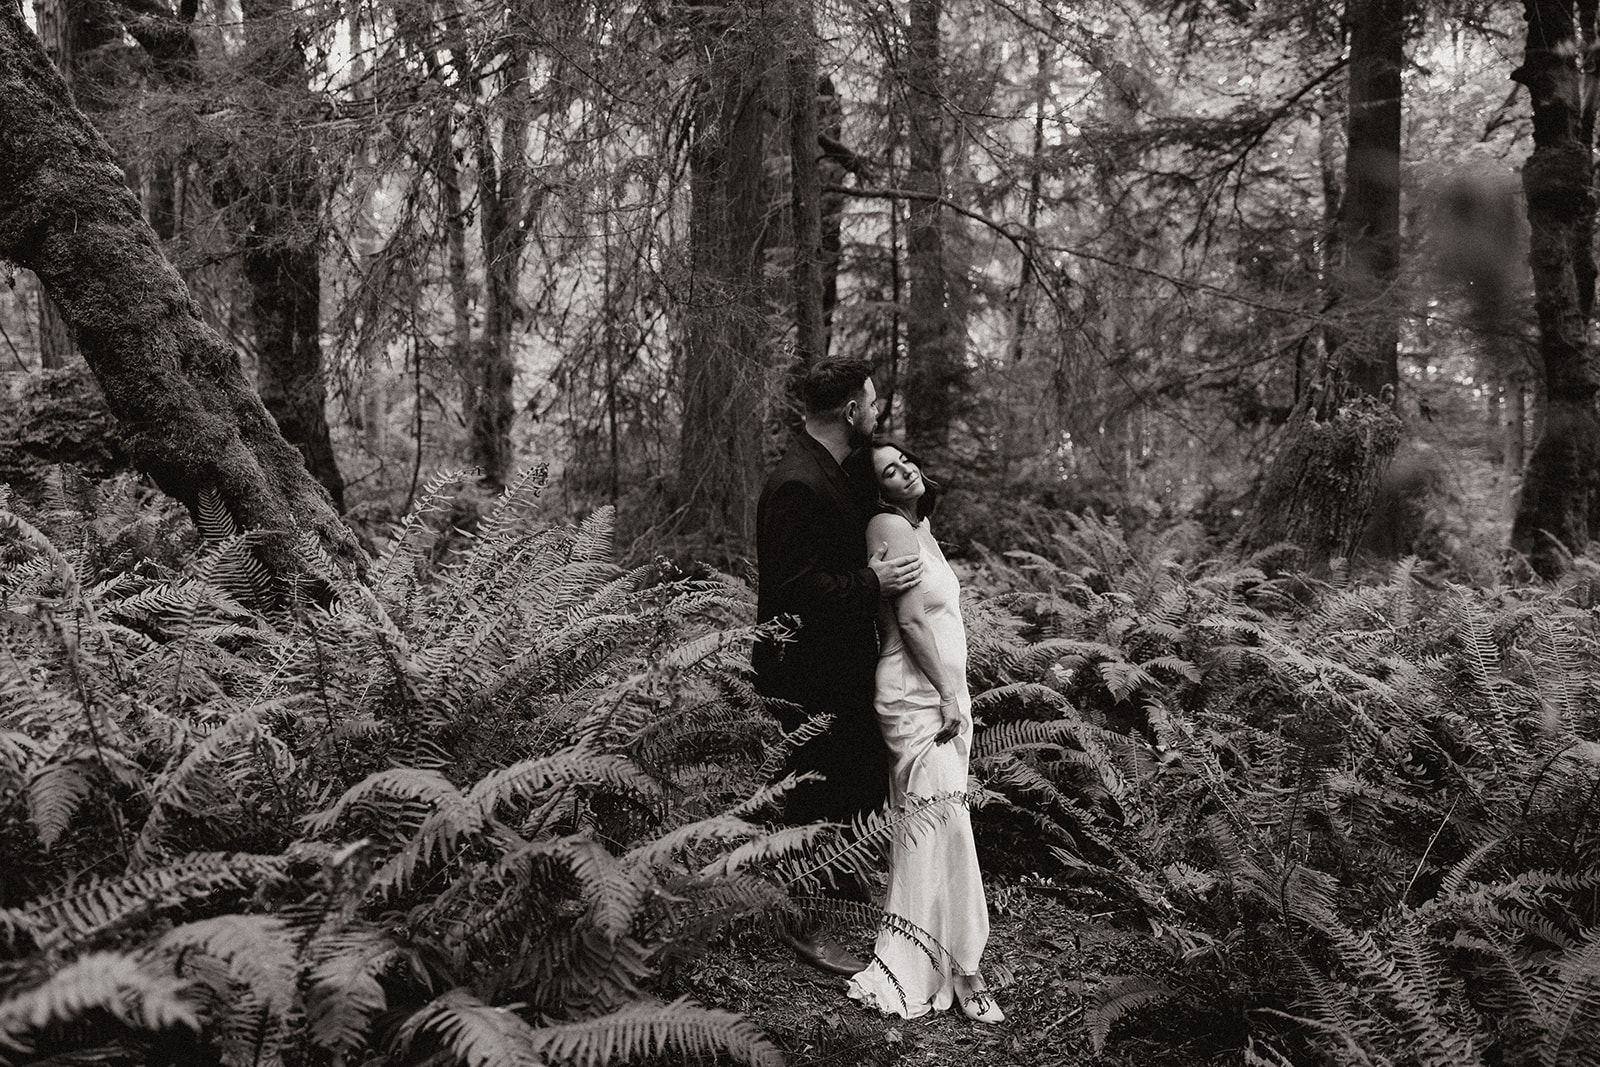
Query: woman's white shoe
[[956, 976, 1005, 1023]]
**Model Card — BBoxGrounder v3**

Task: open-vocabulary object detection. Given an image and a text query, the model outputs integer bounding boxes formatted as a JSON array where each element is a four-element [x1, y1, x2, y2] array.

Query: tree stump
[[1241, 396, 1404, 569]]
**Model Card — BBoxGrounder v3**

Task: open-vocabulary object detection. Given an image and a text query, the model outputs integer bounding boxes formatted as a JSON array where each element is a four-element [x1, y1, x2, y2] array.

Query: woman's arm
[[867, 513, 963, 744]]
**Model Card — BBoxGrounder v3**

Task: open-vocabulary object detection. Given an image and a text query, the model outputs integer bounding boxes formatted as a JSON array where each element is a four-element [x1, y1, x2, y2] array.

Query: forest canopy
[[0, 0, 1550, 575]]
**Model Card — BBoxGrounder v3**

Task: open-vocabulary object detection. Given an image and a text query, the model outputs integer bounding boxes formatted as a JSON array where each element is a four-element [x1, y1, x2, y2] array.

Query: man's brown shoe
[[788, 930, 865, 976]]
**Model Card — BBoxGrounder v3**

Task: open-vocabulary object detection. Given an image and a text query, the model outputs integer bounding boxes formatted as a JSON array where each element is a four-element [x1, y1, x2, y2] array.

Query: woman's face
[[873, 446, 925, 507]]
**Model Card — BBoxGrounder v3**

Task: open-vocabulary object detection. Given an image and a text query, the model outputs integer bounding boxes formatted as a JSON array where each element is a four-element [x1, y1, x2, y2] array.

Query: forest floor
[[669, 877, 1216, 1067]]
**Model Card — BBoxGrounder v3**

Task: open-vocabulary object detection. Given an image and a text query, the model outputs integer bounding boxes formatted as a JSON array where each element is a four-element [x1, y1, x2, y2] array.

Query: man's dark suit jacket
[[754, 430, 889, 824]]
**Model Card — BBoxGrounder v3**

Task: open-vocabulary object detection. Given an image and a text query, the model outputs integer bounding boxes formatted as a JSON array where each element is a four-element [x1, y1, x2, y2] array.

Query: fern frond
[[304, 926, 397, 1054], [755, 713, 833, 783], [392, 988, 545, 1067], [302, 766, 468, 838], [11, 852, 288, 949], [135, 707, 270, 862], [0, 951, 199, 1048], [526, 997, 782, 1067], [1087, 975, 1177, 1053], [148, 915, 299, 1017], [27, 757, 96, 848], [468, 752, 660, 818], [495, 834, 644, 939]]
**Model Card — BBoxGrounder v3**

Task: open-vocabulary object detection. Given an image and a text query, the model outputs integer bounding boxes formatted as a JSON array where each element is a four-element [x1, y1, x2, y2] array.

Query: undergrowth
[[961, 513, 1600, 1065], [0, 467, 899, 1067], [7, 472, 1600, 1066]]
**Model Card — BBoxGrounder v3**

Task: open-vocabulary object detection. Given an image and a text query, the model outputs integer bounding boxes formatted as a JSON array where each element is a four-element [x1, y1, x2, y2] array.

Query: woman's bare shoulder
[[866, 511, 920, 554]]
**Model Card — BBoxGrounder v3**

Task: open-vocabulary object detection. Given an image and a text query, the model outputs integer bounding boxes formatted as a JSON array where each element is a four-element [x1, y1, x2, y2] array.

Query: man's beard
[[847, 419, 875, 450]]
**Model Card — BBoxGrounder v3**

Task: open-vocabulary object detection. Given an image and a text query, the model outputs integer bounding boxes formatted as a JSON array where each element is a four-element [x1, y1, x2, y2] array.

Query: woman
[[841, 440, 1003, 1024]]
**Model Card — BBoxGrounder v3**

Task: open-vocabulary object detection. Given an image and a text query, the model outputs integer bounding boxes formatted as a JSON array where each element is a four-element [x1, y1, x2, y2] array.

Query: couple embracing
[[752, 357, 1004, 1025]]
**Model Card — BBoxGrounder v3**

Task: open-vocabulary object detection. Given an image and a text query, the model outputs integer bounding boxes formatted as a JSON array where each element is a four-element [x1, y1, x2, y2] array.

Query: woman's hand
[[934, 697, 962, 744]]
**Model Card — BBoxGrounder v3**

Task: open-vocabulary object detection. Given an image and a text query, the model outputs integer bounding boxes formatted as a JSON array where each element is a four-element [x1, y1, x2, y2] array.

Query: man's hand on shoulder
[[869, 541, 922, 597]]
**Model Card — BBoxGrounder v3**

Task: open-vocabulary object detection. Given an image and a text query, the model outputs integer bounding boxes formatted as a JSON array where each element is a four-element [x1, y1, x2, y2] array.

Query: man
[[753, 357, 922, 974]]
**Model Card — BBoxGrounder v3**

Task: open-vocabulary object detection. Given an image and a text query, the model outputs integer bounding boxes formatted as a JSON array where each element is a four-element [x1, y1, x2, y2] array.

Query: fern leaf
[[12, 852, 288, 949], [527, 997, 782, 1067], [468, 752, 660, 818], [392, 988, 545, 1067], [135, 707, 268, 862], [497, 834, 644, 939], [304, 926, 396, 1055], [1087, 975, 1177, 1053], [27, 758, 96, 848], [148, 915, 299, 1018], [1098, 659, 1158, 702], [0, 951, 199, 1047]]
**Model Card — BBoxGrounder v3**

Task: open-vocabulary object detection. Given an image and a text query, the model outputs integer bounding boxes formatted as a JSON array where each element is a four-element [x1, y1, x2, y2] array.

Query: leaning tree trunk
[[1509, 0, 1600, 578], [679, 0, 771, 549], [0, 5, 360, 570]]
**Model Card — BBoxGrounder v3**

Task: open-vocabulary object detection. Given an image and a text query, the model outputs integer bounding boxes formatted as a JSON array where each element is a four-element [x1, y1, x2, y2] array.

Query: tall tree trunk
[[236, 0, 344, 511], [787, 0, 825, 366], [121, 0, 199, 242], [434, 114, 477, 434], [1243, 11, 1406, 563], [0, 5, 360, 570], [469, 35, 531, 494], [680, 0, 770, 549], [1336, 0, 1404, 400], [902, 0, 964, 455], [817, 75, 847, 340], [1510, 0, 1600, 577]]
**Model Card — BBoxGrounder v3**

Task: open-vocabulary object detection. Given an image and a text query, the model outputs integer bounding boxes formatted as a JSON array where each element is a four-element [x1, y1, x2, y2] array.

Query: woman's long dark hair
[[843, 438, 942, 521]]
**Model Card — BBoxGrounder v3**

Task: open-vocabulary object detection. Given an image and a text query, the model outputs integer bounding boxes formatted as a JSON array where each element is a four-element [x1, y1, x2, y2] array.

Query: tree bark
[[467, 31, 531, 494], [1509, 0, 1600, 577], [680, 0, 770, 549], [235, 0, 344, 511], [817, 75, 848, 340], [0, 5, 360, 570], [787, 0, 825, 366], [903, 0, 965, 456], [1244, 15, 1405, 564], [1240, 397, 1403, 565], [1334, 0, 1403, 400], [30, 0, 122, 370]]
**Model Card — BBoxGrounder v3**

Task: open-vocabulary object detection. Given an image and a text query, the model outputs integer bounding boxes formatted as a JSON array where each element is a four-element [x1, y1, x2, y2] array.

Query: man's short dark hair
[[801, 358, 874, 415]]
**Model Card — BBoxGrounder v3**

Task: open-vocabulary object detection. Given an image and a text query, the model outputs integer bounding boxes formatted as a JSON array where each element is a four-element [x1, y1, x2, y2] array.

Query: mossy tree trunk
[[1510, 0, 1600, 578], [234, 0, 345, 511], [1240, 397, 1403, 566], [30, 0, 121, 371], [0, 4, 361, 571]]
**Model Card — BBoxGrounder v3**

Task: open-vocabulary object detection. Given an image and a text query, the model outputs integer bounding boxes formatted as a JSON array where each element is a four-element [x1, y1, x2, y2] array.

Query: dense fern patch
[[0, 469, 813, 1067], [961, 514, 1600, 1065], [6, 481, 1600, 1066]]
